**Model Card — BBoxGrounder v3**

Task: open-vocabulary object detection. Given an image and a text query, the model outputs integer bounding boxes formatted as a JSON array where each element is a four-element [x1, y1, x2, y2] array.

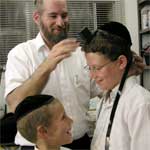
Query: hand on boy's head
[[45, 38, 80, 71], [129, 51, 145, 76], [51, 38, 80, 55]]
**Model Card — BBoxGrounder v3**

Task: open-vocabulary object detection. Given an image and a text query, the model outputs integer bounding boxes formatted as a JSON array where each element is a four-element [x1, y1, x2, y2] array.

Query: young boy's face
[[44, 101, 73, 146], [85, 52, 123, 91]]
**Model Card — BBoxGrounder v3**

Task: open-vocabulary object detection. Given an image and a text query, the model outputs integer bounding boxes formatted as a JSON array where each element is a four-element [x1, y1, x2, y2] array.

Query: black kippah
[[100, 21, 132, 46], [15, 95, 54, 121]]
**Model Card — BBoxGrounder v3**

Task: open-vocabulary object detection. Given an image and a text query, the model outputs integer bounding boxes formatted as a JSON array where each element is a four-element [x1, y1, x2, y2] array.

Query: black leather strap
[[106, 56, 132, 144], [20, 146, 34, 150]]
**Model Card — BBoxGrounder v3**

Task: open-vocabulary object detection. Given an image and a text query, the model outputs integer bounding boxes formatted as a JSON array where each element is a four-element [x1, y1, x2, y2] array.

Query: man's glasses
[[84, 61, 112, 73]]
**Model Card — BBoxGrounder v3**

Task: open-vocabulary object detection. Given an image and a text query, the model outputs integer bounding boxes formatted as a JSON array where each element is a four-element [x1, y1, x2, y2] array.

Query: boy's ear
[[37, 125, 48, 139], [33, 11, 40, 25], [118, 55, 128, 70]]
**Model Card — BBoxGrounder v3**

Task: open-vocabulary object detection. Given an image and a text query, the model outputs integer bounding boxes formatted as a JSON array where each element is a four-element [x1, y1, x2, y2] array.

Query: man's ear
[[117, 55, 128, 70], [33, 11, 40, 26]]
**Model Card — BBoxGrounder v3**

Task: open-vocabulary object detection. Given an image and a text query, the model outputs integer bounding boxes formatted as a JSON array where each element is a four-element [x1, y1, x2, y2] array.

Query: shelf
[[138, 0, 150, 90], [140, 28, 150, 34], [145, 65, 150, 69]]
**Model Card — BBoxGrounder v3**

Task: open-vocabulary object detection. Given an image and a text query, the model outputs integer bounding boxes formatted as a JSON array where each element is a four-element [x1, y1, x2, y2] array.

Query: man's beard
[[40, 21, 69, 44]]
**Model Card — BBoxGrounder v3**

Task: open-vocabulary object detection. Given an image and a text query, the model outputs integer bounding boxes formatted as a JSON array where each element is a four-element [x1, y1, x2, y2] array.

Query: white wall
[[123, 0, 141, 83], [123, 0, 139, 54]]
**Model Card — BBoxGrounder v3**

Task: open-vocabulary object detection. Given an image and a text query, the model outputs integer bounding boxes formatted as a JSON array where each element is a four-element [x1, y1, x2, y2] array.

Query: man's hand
[[45, 38, 80, 71], [129, 52, 145, 76]]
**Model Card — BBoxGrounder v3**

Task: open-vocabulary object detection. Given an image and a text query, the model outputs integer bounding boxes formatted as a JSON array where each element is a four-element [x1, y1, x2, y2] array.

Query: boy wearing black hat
[[82, 21, 150, 150], [15, 95, 73, 150]]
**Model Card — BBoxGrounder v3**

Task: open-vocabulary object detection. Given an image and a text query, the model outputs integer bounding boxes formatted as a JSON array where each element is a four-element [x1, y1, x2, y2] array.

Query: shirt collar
[[110, 76, 137, 102], [35, 32, 46, 51], [102, 88, 117, 103]]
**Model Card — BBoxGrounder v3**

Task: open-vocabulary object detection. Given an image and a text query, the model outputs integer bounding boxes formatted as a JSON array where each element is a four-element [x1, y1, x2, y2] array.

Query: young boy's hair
[[15, 94, 57, 143], [82, 21, 133, 62]]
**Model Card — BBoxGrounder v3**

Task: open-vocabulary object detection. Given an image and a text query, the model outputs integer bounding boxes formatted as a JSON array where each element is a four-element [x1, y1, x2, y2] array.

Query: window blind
[[0, 0, 123, 66], [0, 0, 38, 66]]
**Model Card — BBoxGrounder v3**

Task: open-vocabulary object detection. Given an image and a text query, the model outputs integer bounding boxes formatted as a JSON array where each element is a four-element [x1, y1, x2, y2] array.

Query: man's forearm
[[6, 61, 52, 112]]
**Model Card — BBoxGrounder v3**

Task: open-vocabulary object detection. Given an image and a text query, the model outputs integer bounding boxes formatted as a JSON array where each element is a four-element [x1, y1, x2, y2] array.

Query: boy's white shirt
[[34, 146, 71, 150]]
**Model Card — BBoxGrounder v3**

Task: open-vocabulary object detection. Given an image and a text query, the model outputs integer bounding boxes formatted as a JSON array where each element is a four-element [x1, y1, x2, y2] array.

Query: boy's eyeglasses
[[84, 61, 112, 73]]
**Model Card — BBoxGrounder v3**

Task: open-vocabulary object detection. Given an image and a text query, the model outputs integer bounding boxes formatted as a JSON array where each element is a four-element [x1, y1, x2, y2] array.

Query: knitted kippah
[[15, 95, 54, 121]]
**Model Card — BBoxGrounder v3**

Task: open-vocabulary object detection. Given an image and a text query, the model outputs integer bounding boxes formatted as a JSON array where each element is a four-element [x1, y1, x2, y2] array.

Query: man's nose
[[56, 16, 65, 27]]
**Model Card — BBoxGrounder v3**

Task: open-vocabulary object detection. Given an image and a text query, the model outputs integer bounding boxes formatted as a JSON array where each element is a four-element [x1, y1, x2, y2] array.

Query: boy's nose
[[90, 71, 98, 80]]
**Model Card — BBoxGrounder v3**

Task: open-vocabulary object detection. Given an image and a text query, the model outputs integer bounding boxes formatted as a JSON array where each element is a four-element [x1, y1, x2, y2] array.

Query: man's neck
[[40, 32, 55, 50]]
